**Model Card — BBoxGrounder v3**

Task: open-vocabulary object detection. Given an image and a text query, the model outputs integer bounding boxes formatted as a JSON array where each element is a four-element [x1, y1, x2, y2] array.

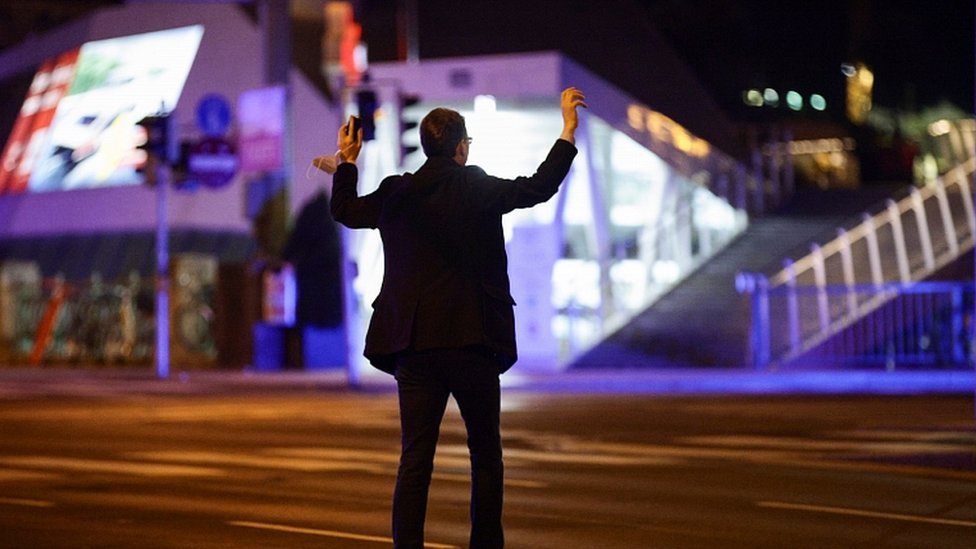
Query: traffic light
[[354, 88, 377, 141], [136, 114, 180, 185], [398, 92, 421, 165], [137, 115, 177, 161], [135, 114, 177, 183]]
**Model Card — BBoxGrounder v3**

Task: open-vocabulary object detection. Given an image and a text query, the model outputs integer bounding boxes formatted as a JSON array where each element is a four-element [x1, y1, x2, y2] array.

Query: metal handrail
[[738, 119, 976, 370], [765, 159, 976, 288]]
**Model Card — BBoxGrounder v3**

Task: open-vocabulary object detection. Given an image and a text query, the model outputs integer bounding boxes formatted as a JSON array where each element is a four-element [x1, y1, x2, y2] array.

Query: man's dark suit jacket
[[331, 139, 577, 374]]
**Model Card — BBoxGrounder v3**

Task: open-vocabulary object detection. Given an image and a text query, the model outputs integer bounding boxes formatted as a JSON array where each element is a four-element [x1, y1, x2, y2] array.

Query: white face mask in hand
[[307, 153, 338, 177]]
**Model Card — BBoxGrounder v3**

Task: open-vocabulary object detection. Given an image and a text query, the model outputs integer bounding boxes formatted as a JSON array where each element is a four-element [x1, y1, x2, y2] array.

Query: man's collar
[[419, 156, 462, 171]]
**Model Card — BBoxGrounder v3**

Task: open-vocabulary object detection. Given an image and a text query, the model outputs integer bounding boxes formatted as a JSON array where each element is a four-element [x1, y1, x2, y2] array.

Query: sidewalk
[[0, 365, 973, 399]]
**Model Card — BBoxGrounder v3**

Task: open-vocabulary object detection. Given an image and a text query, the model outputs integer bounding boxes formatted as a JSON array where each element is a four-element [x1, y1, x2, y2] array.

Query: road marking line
[[270, 447, 473, 470], [134, 449, 547, 488], [0, 497, 55, 508], [0, 456, 223, 477], [684, 435, 966, 454], [431, 472, 546, 489], [770, 456, 976, 482], [514, 437, 976, 481], [267, 447, 399, 464], [757, 500, 976, 528], [439, 443, 681, 466], [0, 469, 60, 482], [129, 450, 388, 473], [228, 520, 459, 548], [833, 429, 976, 443]]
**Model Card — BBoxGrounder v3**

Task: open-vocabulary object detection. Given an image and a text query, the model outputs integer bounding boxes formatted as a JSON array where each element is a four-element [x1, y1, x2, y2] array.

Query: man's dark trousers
[[392, 348, 504, 549]]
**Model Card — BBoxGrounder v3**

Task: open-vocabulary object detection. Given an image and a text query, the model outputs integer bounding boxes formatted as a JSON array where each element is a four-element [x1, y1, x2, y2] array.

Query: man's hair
[[420, 108, 466, 158]]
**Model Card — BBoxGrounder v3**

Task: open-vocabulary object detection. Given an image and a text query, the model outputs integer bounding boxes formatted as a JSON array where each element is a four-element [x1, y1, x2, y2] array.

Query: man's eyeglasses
[[461, 137, 473, 145]]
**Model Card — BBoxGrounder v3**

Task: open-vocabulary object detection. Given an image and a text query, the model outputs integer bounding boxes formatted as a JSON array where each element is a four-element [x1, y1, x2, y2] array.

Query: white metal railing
[[738, 119, 976, 370]]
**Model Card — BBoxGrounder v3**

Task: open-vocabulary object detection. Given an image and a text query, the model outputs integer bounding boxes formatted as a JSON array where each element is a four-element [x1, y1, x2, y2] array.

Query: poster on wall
[[0, 25, 204, 195]]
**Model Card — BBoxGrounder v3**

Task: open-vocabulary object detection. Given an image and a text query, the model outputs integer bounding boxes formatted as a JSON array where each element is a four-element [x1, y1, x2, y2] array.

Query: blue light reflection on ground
[[501, 369, 976, 396], [0, 367, 971, 399]]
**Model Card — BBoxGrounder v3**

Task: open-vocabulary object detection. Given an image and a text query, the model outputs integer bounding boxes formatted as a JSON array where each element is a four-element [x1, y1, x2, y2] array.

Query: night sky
[[1, 0, 973, 127], [640, 0, 975, 113], [358, 0, 974, 118]]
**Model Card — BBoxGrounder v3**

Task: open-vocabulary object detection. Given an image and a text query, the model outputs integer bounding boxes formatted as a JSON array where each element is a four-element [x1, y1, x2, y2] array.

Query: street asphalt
[[0, 364, 973, 400]]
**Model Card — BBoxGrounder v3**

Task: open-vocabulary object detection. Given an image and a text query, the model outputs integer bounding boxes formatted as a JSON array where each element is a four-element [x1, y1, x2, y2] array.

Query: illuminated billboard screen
[[0, 25, 204, 194]]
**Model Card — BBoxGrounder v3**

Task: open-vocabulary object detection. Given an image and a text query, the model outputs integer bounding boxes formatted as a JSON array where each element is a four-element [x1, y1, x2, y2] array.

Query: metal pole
[[397, 0, 419, 63], [155, 163, 170, 379], [837, 228, 858, 317], [810, 243, 830, 334], [341, 229, 361, 388], [578, 111, 614, 325], [254, 0, 293, 374], [260, 0, 291, 86], [783, 128, 795, 200], [751, 147, 764, 214], [909, 187, 935, 272], [752, 275, 771, 371], [784, 259, 800, 354], [886, 199, 910, 283]]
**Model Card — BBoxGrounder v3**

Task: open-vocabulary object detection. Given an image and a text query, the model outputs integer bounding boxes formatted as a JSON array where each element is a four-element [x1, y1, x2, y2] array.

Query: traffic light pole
[[155, 162, 170, 379]]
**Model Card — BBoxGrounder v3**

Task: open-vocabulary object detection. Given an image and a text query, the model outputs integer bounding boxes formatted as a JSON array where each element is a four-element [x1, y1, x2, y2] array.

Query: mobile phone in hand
[[348, 116, 362, 136]]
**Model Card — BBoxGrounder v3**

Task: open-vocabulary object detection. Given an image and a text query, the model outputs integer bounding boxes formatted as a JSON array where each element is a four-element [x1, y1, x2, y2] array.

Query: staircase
[[571, 184, 910, 369]]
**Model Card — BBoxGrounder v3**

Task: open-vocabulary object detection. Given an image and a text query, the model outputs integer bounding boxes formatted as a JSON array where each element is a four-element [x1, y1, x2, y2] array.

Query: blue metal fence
[[742, 281, 973, 370]]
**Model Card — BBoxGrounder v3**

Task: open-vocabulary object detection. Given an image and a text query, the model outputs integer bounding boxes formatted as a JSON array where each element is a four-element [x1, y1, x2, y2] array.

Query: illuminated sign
[[0, 25, 204, 195], [844, 61, 873, 125], [238, 85, 286, 173], [627, 104, 710, 159], [324, 2, 366, 86], [0, 49, 80, 194]]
